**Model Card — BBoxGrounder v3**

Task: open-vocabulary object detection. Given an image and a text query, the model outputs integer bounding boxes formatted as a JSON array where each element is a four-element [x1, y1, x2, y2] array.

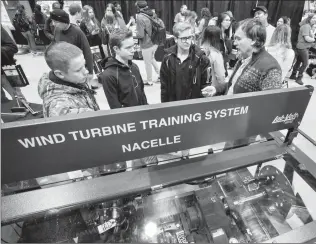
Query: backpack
[[140, 13, 166, 45]]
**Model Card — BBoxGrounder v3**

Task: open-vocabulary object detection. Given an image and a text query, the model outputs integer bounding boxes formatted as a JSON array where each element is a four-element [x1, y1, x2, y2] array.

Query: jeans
[[292, 48, 309, 76], [22, 31, 37, 53], [141, 45, 160, 82]]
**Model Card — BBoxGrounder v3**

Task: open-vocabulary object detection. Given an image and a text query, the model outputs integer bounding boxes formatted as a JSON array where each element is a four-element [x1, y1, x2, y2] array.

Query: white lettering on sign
[[272, 113, 299, 124], [18, 134, 65, 148], [122, 135, 181, 153], [139, 113, 202, 130], [16, 105, 250, 151], [205, 106, 248, 120]]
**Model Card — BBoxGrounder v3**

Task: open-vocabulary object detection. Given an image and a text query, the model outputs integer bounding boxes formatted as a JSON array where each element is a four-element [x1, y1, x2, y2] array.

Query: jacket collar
[[48, 71, 96, 95]]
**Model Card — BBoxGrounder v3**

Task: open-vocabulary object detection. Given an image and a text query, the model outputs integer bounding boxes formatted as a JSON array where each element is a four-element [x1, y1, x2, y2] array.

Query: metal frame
[[1, 140, 286, 225]]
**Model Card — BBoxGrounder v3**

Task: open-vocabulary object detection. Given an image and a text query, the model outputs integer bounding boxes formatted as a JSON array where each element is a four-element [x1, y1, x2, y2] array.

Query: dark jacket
[[227, 48, 282, 95], [160, 44, 226, 103], [135, 8, 154, 49], [98, 58, 148, 109], [54, 24, 94, 74], [44, 16, 54, 41], [1, 26, 18, 68]]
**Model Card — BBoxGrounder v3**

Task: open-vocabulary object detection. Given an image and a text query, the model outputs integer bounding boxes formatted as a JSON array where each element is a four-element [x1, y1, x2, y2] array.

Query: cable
[[1, 238, 8, 243], [15, 223, 22, 228], [10, 225, 21, 238]]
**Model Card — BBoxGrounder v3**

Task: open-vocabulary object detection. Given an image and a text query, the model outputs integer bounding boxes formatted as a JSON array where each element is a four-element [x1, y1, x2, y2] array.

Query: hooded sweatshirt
[[38, 72, 99, 117], [98, 57, 148, 109], [135, 8, 155, 49]]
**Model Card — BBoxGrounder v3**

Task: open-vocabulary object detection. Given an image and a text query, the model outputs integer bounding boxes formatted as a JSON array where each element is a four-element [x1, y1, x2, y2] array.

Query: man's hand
[[201, 86, 216, 97]]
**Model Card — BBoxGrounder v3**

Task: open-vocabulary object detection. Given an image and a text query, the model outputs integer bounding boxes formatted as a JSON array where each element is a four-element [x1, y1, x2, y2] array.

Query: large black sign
[[1, 87, 313, 184]]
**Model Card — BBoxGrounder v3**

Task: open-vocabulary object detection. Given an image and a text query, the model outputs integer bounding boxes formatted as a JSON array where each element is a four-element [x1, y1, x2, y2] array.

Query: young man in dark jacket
[[98, 29, 148, 109], [160, 21, 225, 103], [98, 28, 157, 167]]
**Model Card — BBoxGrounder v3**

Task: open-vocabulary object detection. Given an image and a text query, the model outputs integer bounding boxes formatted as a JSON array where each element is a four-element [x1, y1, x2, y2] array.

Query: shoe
[[289, 72, 297, 80], [295, 76, 304, 85]]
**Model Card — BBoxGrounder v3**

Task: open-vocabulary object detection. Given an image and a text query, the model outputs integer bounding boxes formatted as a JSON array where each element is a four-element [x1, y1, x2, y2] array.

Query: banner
[[1, 87, 313, 184]]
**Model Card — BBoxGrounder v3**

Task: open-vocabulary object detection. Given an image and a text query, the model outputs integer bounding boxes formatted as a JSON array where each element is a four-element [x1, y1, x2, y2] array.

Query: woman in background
[[201, 26, 226, 89], [276, 16, 289, 27], [101, 3, 130, 57], [197, 8, 211, 45], [80, 5, 105, 59], [217, 12, 233, 76], [267, 24, 295, 82]]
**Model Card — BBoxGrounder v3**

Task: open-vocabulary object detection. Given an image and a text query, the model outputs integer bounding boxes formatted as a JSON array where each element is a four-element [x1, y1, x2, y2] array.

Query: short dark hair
[[238, 18, 266, 49], [109, 29, 133, 50], [45, 42, 82, 72], [112, 1, 119, 7], [68, 3, 82, 16]]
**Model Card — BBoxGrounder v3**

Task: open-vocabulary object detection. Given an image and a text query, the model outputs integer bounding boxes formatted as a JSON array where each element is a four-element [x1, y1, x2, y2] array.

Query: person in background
[[41, 3, 50, 17], [185, 10, 199, 41], [252, 6, 275, 46], [277, 16, 289, 27], [38, 41, 99, 117], [101, 3, 129, 57], [197, 8, 211, 39], [12, 4, 37, 55], [135, 1, 160, 85], [174, 5, 188, 23], [267, 24, 295, 82], [98, 29, 158, 167], [68, 3, 82, 26], [217, 12, 233, 76], [44, 2, 62, 42], [51, 9, 96, 87], [32, 4, 50, 45], [201, 26, 226, 89], [208, 12, 218, 26], [112, 1, 124, 21], [80, 5, 105, 59], [289, 13, 316, 85], [220, 19, 282, 149], [1, 25, 25, 102]]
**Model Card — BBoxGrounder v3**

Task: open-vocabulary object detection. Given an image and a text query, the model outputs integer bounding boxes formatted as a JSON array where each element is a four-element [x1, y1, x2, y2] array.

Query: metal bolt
[[298, 121, 301, 125], [291, 146, 296, 151], [281, 137, 285, 141]]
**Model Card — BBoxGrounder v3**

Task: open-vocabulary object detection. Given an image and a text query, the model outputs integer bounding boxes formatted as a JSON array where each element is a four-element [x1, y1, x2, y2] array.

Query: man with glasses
[[160, 22, 225, 159], [99, 29, 148, 109], [252, 6, 275, 46], [160, 22, 224, 103]]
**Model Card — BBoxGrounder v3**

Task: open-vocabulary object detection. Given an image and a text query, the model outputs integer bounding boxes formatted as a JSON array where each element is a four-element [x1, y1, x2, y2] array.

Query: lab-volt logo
[[272, 113, 299, 124]]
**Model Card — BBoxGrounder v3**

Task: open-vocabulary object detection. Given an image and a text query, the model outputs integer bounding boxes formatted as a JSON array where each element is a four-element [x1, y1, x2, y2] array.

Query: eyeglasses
[[178, 35, 193, 43]]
